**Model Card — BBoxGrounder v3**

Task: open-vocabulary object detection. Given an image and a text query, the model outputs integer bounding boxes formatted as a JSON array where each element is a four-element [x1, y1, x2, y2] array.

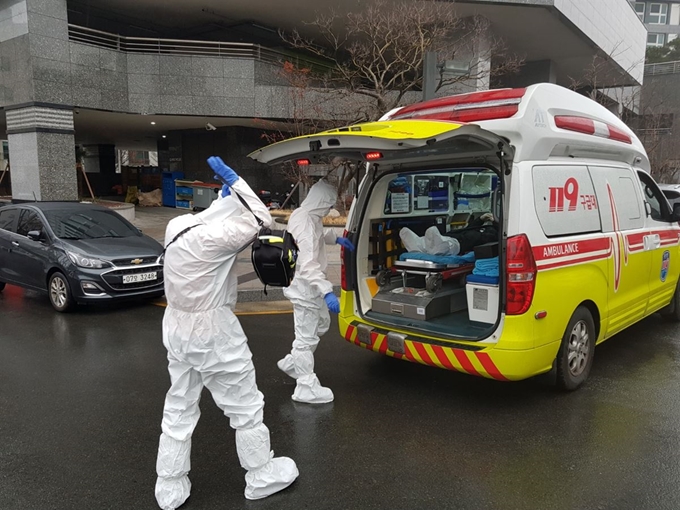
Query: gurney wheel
[[376, 270, 391, 287], [426, 273, 443, 293]]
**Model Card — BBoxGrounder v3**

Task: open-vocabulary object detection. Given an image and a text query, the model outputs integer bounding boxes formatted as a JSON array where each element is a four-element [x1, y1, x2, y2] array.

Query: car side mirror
[[672, 203, 680, 222], [27, 230, 43, 242]]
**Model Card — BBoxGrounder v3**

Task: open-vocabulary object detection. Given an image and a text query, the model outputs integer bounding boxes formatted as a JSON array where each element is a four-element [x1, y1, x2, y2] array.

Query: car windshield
[[44, 208, 140, 240]]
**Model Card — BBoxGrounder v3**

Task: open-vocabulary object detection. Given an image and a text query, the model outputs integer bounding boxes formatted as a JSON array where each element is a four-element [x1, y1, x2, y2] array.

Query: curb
[[237, 285, 342, 302]]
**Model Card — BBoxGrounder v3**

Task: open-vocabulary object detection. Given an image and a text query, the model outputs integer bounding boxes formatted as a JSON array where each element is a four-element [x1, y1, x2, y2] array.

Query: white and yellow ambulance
[[249, 83, 680, 390]]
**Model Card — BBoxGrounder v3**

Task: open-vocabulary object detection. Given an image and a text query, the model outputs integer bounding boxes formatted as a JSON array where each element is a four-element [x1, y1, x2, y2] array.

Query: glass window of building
[[648, 3, 669, 24], [634, 2, 645, 20], [648, 32, 666, 46]]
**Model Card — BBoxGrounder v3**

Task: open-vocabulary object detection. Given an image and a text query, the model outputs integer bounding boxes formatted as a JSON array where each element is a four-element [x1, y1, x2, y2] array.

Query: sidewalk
[[132, 205, 343, 302]]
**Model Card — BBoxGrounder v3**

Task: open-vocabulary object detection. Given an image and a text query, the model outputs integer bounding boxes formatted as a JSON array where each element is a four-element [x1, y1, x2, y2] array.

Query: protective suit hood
[[300, 180, 337, 218], [164, 196, 242, 247]]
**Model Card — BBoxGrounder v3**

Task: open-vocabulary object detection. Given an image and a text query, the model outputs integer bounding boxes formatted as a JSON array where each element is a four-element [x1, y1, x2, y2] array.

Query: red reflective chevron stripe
[[453, 350, 481, 376], [431, 345, 458, 371], [475, 352, 509, 381], [413, 342, 436, 367]]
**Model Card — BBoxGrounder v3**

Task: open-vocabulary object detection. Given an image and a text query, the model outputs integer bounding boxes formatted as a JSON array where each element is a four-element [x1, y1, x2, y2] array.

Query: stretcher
[[376, 256, 474, 293]]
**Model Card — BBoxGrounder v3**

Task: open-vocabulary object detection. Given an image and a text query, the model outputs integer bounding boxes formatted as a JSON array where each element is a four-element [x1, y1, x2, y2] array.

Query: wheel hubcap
[[50, 277, 67, 308], [567, 320, 590, 377]]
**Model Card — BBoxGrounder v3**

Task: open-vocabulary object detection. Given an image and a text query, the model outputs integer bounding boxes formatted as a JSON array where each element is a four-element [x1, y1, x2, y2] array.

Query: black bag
[[251, 228, 299, 292], [231, 188, 299, 293]]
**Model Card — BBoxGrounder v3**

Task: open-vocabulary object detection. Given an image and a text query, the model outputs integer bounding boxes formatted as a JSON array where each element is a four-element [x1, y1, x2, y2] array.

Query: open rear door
[[248, 120, 513, 169]]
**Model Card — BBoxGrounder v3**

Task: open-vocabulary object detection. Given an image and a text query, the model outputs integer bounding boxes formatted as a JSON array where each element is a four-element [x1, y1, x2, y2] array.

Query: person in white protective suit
[[277, 179, 355, 404], [155, 156, 298, 510]]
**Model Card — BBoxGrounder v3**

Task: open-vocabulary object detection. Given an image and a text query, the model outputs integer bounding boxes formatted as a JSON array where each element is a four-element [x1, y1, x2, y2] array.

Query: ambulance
[[249, 83, 680, 390]]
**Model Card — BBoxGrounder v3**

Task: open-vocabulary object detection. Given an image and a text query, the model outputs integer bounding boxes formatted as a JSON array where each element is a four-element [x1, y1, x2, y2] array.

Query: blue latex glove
[[336, 237, 355, 251], [221, 184, 231, 197], [324, 292, 340, 314], [207, 156, 239, 186]]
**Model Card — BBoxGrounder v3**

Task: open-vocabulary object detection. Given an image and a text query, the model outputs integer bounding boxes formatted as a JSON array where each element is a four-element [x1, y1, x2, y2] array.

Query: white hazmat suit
[[155, 176, 298, 510], [278, 180, 340, 404]]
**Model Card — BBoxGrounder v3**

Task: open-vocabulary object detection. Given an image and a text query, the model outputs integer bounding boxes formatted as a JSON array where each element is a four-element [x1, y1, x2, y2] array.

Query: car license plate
[[123, 272, 157, 284]]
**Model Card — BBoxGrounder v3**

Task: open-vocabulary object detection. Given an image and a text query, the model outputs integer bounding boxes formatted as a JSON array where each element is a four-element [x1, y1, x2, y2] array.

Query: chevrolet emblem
[[131, 258, 143, 265]]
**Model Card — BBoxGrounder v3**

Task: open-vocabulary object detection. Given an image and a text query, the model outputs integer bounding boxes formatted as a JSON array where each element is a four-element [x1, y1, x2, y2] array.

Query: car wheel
[[0, 281, 5, 292], [555, 306, 596, 391], [49, 272, 75, 313], [661, 282, 680, 322]]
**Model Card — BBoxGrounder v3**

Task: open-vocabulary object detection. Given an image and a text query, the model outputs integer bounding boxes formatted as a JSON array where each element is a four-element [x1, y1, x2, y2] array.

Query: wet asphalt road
[[2, 285, 680, 510]]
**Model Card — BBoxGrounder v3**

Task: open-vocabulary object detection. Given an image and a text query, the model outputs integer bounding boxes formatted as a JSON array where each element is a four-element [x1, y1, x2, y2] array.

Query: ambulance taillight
[[506, 234, 537, 315], [389, 88, 526, 123]]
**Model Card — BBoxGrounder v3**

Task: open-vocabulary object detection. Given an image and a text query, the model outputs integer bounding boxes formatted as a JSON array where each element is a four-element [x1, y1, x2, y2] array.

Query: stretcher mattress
[[398, 251, 476, 265]]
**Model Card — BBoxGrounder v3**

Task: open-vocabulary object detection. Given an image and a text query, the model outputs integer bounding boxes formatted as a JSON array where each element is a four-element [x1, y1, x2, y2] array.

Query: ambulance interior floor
[[365, 309, 494, 338]]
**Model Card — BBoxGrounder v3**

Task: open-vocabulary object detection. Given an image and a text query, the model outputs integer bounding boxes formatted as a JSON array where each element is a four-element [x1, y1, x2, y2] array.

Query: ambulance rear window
[[532, 165, 602, 237]]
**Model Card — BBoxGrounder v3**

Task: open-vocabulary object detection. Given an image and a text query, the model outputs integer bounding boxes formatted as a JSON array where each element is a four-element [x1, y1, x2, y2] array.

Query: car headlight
[[67, 251, 111, 269], [157, 253, 165, 266]]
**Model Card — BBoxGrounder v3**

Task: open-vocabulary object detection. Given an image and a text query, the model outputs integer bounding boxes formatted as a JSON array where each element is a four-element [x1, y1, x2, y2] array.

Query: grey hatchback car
[[0, 202, 164, 312]]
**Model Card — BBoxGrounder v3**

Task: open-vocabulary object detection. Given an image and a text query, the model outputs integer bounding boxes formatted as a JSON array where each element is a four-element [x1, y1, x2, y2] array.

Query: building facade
[[631, 1, 680, 47], [0, 0, 647, 201]]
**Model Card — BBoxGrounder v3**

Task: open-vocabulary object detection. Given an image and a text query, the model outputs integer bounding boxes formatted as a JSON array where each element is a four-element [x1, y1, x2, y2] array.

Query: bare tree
[[281, 0, 522, 122]]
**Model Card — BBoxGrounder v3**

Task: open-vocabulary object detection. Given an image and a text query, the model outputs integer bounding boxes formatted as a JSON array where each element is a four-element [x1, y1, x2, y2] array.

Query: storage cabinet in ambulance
[[249, 83, 680, 390]]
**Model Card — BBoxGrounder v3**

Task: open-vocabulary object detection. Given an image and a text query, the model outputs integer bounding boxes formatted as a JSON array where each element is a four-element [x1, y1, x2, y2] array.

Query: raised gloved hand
[[336, 237, 355, 251], [324, 292, 340, 314], [207, 156, 239, 187]]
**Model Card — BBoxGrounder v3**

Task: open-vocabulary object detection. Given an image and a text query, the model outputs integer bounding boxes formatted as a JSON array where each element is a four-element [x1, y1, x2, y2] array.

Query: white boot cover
[[293, 374, 334, 404], [237, 424, 299, 500], [399, 227, 426, 253], [424, 226, 460, 255], [155, 433, 192, 510], [291, 349, 334, 404], [244, 454, 299, 500], [277, 354, 297, 379]]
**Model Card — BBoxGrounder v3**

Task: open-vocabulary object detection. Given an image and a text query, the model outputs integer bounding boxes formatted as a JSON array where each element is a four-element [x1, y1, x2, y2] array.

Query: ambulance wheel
[[376, 270, 390, 287], [0, 281, 5, 292], [555, 306, 595, 391], [661, 282, 680, 322]]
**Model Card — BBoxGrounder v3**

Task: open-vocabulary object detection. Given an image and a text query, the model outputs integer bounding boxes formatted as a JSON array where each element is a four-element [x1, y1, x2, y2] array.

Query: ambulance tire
[[661, 282, 680, 322], [0, 281, 5, 292], [555, 306, 596, 391]]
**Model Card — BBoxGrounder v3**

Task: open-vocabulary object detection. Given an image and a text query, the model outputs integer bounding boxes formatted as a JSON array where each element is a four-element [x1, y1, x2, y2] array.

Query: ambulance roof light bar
[[390, 88, 527, 123], [554, 115, 632, 145]]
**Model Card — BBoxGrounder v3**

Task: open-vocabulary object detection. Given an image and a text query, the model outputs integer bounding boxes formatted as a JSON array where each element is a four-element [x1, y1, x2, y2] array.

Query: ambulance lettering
[[549, 177, 598, 213], [543, 243, 579, 258]]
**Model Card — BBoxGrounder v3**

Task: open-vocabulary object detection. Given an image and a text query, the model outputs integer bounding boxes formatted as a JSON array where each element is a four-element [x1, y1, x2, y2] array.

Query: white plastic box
[[466, 282, 499, 324]]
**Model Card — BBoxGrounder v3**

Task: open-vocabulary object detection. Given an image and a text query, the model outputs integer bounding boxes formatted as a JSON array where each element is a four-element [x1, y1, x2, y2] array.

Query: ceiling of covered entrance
[[0, 109, 290, 151], [69, 0, 640, 87]]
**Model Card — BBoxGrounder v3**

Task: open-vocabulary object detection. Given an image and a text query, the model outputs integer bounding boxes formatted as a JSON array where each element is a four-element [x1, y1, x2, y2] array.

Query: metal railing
[[67, 24, 332, 71], [644, 60, 680, 76]]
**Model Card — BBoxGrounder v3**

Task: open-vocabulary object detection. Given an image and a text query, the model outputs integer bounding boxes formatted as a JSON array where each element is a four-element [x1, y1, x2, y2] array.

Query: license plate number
[[123, 272, 157, 284]]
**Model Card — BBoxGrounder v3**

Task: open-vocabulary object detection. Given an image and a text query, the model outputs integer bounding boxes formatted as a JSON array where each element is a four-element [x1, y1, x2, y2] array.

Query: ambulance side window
[[637, 171, 670, 222], [532, 165, 601, 237], [588, 166, 645, 232]]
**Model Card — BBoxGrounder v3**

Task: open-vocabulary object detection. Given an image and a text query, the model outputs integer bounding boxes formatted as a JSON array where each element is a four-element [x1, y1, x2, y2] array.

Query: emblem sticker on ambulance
[[661, 250, 670, 282]]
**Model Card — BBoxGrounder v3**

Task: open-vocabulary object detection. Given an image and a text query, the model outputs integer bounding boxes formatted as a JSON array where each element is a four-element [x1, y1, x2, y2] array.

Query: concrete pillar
[[6, 104, 77, 201]]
